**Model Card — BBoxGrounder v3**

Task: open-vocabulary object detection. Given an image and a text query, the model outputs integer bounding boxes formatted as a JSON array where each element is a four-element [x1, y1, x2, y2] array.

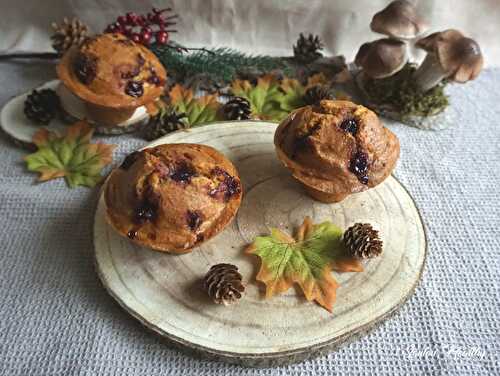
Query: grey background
[[0, 60, 499, 375]]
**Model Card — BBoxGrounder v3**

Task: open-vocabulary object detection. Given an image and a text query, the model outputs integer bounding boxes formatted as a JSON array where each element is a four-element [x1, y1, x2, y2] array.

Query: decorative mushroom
[[355, 38, 408, 79], [370, 0, 428, 40], [414, 29, 484, 91]]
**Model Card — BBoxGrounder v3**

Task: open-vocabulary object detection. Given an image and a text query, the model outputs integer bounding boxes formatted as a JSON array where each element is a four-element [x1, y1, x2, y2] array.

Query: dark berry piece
[[137, 53, 146, 67], [133, 185, 160, 224], [186, 210, 203, 231], [153, 161, 170, 178], [116, 63, 140, 79], [340, 118, 358, 135], [134, 203, 156, 224], [74, 52, 98, 84], [125, 81, 144, 98], [120, 151, 142, 170], [349, 150, 369, 185], [169, 161, 196, 183], [147, 73, 162, 86], [209, 168, 241, 202], [127, 230, 138, 239]]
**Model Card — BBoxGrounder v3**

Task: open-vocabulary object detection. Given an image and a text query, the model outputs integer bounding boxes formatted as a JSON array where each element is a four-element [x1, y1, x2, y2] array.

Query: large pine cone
[[24, 89, 60, 125], [142, 108, 188, 141], [204, 263, 245, 305], [51, 18, 89, 56], [343, 223, 383, 259], [222, 96, 252, 121], [293, 33, 324, 64]]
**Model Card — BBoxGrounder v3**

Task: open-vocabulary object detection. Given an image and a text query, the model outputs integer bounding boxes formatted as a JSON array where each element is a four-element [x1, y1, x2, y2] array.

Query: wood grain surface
[[94, 121, 427, 367]]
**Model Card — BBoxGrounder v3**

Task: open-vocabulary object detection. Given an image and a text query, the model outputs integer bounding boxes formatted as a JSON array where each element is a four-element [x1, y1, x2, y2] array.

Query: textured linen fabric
[[0, 61, 499, 375], [1, 0, 500, 66]]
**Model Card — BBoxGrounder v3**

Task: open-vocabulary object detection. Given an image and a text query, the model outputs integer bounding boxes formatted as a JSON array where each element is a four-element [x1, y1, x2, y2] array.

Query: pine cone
[[343, 223, 383, 259], [204, 263, 245, 305], [24, 89, 60, 125], [51, 17, 89, 56], [303, 85, 333, 105], [142, 108, 188, 141], [293, 33, 324, 64], [222, 96, 252, 121]]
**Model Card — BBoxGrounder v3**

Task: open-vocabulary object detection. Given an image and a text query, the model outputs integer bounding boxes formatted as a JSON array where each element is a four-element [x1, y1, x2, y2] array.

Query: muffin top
[[57, 33, 166, 108], [104, 144, 242, 253], [274, 100, 400, 196]]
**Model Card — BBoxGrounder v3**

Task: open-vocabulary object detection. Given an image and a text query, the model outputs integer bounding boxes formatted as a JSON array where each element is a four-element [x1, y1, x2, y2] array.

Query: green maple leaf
[[24, 121, 116, 188], [246, 216, 363, 312], [169, 84, 222, 126], [280, 78, 307, 113], [280, 74, 329, 112], [231, 75, 288, 121]]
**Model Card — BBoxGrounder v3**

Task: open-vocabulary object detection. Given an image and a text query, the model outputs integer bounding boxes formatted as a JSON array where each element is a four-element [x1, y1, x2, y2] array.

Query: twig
[[0, 52, 58, 61]]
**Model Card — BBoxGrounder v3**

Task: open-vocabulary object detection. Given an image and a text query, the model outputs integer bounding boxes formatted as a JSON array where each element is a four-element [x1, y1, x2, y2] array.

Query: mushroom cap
[[370, 0, 428, 39], [416, 29, 484, 82], [355, 38, 408, 79]]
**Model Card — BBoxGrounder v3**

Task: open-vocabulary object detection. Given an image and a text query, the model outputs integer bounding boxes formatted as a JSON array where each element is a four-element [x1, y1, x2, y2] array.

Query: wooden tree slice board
[[94, 121, 427, 367]]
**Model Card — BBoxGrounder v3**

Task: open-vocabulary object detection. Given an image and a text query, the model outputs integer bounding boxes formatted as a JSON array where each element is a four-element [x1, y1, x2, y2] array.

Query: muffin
[[57, 33, 166, 130], [104, 144, 243, 253], [274, 100, 400, 203]]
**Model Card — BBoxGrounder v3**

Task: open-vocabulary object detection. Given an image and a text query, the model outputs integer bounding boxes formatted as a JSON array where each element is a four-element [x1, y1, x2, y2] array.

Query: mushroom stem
[[414, 53, 448, 91]]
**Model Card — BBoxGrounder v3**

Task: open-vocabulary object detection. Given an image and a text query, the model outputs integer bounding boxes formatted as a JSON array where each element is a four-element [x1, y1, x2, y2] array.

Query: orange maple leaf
[[246, 216, 363, 312]]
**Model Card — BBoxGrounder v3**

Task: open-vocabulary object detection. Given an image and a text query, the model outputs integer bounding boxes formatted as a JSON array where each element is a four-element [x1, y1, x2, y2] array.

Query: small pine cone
[[142, 109, 188, 141], [303, 85, 333, 105], [204, 263, 245, 305], [24, 89, 60, 125], [293, 33, 324, 64], [222, 96, 252, 121], [51, 17, 89, 56], [343, 223, 383, 259]]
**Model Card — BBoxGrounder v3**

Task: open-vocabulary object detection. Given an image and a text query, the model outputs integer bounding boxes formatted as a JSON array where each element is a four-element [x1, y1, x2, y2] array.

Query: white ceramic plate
[[0, 79, 149, 145]]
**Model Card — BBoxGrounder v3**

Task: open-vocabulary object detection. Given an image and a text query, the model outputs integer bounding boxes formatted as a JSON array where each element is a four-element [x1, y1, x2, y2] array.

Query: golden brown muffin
[[57, 33, 166, 126], [104, 144, 243, 253], [274, 100, 400, 203]]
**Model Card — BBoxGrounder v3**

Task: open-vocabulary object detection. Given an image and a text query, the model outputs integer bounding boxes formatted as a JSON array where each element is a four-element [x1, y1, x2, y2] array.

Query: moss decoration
[[362, 63, 449, 119]]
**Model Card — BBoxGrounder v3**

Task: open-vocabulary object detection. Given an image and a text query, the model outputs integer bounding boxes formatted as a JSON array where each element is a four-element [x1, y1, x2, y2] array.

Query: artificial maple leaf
[[246, 216, 363, 312], [280, 73, 329, 112], [24, 121, 116, 188], [231, 75, 287, 121], [168, 84, 222, 126]]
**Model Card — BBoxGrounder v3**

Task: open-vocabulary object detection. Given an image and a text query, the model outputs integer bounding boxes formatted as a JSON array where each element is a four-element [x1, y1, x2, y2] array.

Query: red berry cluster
[[105, 8, 177, 46]]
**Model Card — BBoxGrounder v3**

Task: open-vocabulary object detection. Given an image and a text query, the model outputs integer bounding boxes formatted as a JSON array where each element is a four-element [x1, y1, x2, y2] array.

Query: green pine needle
[[151, 45, 292, 83]]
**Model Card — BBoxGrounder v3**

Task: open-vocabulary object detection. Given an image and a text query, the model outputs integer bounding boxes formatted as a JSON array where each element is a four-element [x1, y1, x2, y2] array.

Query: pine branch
[[150, 44, 293, 83]]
